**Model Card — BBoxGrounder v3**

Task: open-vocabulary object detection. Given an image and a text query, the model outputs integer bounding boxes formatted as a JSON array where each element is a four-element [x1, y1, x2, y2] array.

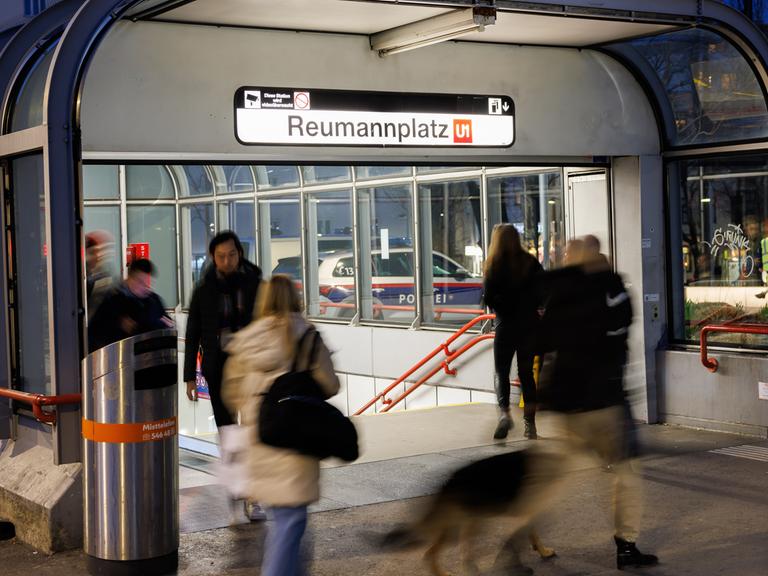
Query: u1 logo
[[453, 119, 472, 143]]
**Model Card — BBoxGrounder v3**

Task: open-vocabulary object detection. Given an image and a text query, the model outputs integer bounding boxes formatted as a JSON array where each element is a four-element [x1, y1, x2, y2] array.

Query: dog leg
[[424, 531, 452, 576], [529, 528, 556, 559], [460, 521, 480, 576], [492, 532, 534, 576]]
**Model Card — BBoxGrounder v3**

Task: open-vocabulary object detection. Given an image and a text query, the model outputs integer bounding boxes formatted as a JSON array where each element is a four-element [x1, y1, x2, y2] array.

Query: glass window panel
[[177, 166, 214, 197], [126, 205, 178, 307], [301, 166, 351, 185], [357, 184, 415, 323], [10, 39, 58, 132], [83, 205, 121, 298], [255, 166, 300, 190], [355, 166, 411, 180], [126, 165, 174, 199], [625, 29, 768, 146], [217, 200, 256, 262], [417, 166, 475, 174], [219, 166, 255, 194], [671, 155, 768, 349], [180, 204, 214, 306], [487, 172, 565, 269], [10, 154, 50, 393], [83, 165, 119, 200], [258, 196, 302, 295], [305, 190, 354, 319], [417, 179, 484, 325]]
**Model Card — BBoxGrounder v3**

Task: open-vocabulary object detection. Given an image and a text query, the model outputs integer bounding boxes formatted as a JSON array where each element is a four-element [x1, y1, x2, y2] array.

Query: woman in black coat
[[483, 224, 543, 439]]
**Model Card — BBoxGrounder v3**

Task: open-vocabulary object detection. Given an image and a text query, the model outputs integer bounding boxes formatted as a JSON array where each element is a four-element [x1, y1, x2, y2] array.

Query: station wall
[[80, 20, 659, 160]]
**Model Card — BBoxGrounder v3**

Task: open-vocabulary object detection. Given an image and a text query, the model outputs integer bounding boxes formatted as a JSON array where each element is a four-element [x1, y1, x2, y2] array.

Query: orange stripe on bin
[[82, 417, 177, 443]]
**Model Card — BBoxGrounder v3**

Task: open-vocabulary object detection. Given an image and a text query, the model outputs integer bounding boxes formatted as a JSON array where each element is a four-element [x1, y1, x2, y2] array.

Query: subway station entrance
[[2, 0, 768, 551]]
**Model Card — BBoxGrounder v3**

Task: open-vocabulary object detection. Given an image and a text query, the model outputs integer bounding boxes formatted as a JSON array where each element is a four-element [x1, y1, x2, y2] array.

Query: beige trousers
[[540, 405, 643, 541]]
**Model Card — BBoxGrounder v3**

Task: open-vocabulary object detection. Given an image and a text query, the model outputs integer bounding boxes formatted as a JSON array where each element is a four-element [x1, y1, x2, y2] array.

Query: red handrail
[[381, 333, 495, 412], [700, 323, 768, 372], [353, 313, 495, 415], [0, 388, 81, 424]]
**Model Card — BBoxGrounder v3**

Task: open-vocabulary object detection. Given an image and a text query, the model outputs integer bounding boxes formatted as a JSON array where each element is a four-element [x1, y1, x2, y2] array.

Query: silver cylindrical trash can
[[83, 329, 178, 576]]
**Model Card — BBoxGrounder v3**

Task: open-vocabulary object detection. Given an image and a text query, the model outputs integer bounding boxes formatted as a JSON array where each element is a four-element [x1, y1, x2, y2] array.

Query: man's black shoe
[[615, 537, 658, 570]]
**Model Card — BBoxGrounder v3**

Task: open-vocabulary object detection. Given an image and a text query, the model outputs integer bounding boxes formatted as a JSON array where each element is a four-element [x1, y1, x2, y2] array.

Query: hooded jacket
[[221, 313, 340, 507]]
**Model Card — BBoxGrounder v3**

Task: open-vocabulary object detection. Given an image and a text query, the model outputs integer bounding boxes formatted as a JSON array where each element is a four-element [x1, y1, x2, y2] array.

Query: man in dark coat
[[183, 231, 262, 429], [88, 258, 173, 351], [534, 238, 657, 570]]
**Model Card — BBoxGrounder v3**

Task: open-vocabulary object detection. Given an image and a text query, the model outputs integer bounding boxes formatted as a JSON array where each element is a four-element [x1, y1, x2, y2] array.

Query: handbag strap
[[290, 327, 319, 373]]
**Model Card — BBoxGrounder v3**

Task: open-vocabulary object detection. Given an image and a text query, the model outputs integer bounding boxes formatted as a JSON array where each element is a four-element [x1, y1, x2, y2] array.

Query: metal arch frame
[[0, 0, 81, 135], [0, 0, 82, 442], [597, 44, 675, 153], [39, 0, 145, 463]]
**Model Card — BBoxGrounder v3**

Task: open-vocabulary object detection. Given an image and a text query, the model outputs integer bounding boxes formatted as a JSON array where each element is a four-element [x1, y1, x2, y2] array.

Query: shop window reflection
[[672, 156, 768, 348]]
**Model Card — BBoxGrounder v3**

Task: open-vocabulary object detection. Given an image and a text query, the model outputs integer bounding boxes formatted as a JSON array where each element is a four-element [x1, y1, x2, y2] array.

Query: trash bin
[[83, 329, 178, 576]]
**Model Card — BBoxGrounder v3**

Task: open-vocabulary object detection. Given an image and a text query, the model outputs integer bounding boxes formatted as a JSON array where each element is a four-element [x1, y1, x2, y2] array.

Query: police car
[[270, 248, 483, 320]]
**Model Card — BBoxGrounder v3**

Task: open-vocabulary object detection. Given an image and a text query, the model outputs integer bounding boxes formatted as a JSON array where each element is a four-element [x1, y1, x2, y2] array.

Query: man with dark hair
[[88, 258, 173, 351], [184, 231, 262, 424], [184, 231, 263, 521]]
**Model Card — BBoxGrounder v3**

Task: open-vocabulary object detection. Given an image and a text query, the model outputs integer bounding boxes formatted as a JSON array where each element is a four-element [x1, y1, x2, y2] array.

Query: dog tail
[[379, 524, 423, 550]]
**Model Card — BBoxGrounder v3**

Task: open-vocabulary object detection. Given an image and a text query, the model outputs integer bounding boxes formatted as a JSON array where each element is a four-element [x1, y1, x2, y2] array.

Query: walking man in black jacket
[[184, 231, 262, 428]]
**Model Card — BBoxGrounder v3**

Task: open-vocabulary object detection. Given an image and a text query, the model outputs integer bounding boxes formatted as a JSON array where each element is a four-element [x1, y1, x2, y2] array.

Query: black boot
[[493, 411, 513, 440], [524, 415, 537, 439], [615, 536, 658, 569]]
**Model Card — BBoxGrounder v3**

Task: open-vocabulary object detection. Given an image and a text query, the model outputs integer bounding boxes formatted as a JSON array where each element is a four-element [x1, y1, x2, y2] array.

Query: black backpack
[[258, 328, 359, 462]]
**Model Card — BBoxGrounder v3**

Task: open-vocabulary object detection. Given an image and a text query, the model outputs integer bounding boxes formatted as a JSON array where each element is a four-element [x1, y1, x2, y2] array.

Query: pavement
[[2, 404, 767, 575]]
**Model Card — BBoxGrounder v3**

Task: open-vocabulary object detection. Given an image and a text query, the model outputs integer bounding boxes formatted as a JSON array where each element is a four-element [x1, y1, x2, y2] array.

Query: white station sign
[[234, 87, 514, 147]]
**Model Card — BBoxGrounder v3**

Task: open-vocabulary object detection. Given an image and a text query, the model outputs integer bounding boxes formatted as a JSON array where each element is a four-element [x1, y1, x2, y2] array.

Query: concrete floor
[[2, 404, 767, 575]]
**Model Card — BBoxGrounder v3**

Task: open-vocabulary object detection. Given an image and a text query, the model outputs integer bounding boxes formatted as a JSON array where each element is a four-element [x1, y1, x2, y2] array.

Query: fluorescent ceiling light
[[371, 7, 496, 57]]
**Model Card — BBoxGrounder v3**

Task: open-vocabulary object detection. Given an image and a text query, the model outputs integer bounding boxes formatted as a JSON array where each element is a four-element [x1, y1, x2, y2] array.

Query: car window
[[332, 257, 355, 278], [372, 252, 413, 277], [432, 254, 461, 277]]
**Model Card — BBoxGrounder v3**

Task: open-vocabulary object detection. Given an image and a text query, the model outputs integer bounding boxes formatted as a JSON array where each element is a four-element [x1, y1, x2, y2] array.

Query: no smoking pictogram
[[294, 91, 311, 110]]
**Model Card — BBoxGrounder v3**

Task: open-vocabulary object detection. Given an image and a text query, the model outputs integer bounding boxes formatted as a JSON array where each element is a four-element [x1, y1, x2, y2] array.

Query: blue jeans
[[261, 505, 308, 576]]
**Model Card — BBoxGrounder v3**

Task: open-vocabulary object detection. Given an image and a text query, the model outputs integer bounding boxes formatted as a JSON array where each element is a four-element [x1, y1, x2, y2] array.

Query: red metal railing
[[0, 389, 81, 424], [700, 323, 768, 372], [353, 313, 495, 415]]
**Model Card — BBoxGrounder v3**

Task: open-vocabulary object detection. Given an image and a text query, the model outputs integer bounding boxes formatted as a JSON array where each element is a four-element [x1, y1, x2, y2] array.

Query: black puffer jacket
[[536, 265, 631, 413], [183, 260, 262, 384]]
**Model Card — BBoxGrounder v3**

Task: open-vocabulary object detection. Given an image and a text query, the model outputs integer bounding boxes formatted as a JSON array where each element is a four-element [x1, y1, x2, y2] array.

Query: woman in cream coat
[[222, 275, 339, 576]]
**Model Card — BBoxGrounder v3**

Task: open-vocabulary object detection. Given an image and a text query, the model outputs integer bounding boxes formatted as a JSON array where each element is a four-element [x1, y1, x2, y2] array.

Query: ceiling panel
[[156, 0, 677, 47], [156, 0, 452, 35]]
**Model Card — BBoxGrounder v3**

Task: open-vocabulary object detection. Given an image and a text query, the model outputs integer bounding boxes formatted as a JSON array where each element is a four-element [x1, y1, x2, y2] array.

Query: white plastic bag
[[216, 424, 251, 499]]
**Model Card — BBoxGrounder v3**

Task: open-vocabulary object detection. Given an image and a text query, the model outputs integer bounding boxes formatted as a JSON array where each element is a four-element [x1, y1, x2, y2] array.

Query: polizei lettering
[[288, 115, 449, 142]]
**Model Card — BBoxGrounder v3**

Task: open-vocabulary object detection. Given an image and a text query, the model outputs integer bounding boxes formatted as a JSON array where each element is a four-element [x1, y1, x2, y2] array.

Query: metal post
[[42, 0, 147, 464]]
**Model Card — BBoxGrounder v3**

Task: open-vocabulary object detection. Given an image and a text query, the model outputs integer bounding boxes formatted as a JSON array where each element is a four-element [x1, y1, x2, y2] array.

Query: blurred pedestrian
[[583, 235, 639, 459], [483, 223, 543, 440], [222, 275, 340, 576], [535, 237, 657, 569], [88, 258, 173, 351], [183, 230, 263, 519], [85, 231, 116, 322]]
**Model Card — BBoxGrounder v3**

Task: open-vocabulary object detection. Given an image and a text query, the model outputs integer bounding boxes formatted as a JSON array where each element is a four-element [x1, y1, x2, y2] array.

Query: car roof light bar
[[371, 7, 496, 57]]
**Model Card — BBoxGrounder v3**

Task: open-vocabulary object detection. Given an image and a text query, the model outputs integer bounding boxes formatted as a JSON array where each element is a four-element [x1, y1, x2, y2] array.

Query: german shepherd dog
[[382, 449, 556, 576]]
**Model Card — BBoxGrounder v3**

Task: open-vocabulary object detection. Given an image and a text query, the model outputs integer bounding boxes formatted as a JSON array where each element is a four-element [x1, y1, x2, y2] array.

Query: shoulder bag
[[258, 328, 359, 461]]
